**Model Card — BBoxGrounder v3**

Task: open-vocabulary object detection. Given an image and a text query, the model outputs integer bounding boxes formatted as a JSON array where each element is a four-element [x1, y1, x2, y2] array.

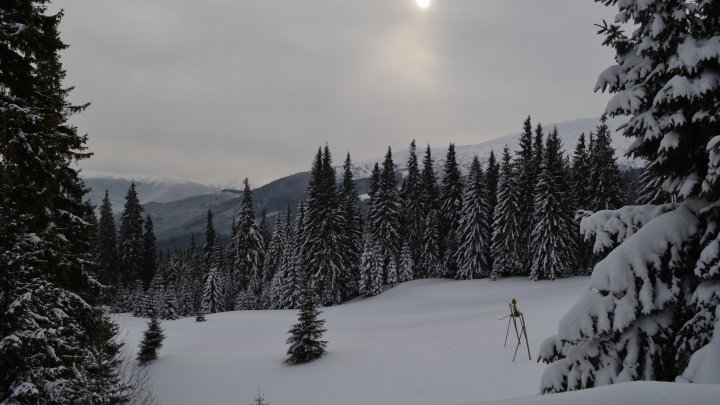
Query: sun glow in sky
[[416, 0, 431, 9]]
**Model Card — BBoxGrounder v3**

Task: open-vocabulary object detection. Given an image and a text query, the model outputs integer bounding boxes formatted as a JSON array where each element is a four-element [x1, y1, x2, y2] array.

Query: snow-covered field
[[116, 278, 718, 405]]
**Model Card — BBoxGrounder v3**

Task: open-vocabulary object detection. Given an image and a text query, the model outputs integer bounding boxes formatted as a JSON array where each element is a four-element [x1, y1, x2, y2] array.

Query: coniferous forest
[[2, 0, 719, 403]]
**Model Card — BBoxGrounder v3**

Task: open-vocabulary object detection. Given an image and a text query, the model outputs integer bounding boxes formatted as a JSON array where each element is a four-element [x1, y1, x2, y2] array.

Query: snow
[[679, 306, 720, 385], [116, 277, 594, 405]]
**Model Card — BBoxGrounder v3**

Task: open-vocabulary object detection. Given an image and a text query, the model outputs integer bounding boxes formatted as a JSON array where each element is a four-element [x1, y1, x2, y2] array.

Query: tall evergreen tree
[[0, 2, 129, 400], [202, 238, 225, 314], [571, 133, 594, 275], [204, 209, 217, 268], [118, 183, 144, 284], [277, 202, 306, 309], [490, 147, 523, 279], [439, 144, 463, 278], [420, 144, 439, 215], [401, 140, 425, 267], [529, 128, 576, 281], [339, 152, 364, 298], [140, 215, 157, 287], [303, 147, 345, 306], [485, 150, 500, 230], [540, 0, 720, 392], [588, 115, 624, 211], [370, 147, 402, 267], [285, 280, 327, 365], [97, 190, 119, 289], [398, 242, 414, 283], [455, 157, 492, 279], [232, 178, 265, 301], [419, 210, 442, 278], [514, 116, 538, 274]]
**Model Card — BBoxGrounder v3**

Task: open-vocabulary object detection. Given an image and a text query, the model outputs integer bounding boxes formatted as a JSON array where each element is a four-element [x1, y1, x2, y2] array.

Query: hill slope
[[116, 277, 715, 405]]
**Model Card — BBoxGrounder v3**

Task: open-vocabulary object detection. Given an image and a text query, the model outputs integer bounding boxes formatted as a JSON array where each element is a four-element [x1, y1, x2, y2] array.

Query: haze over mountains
[[84, 116, 638, 250]]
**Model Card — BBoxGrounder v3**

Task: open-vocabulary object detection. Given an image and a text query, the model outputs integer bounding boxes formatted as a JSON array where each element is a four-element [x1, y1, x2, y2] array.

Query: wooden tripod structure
[[503, 298, 531, 361]]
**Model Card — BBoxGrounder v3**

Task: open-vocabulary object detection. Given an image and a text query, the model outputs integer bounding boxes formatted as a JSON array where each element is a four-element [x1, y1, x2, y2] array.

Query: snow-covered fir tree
[[401, 140, 425, 270], [529, 127, 576, 281], [137, 316, 165, 365], [455, 157, 492, 279], [365, 240, 384, 297], [539, 0, 720, 392], [588, 115, 624, 211], [370, 147, 403, 284], [515, 116, 539, 274], [420, 144, 440, 214], [232, 178, 265, 303], [119, 183, 145, 285], [0, 3, 130, 400], [140, 214, 157, 287], [420, 210, 442, 278], [203, 238, 225, 314], [285, 280, 328, 365], [485, 150, 500, 240], [398, 242, 414, 283], [97, 190, 119, 290], [439, 144, 463, 278], [571, 133, 594, 275], [490, 147, 523, 279], [303, 147, 346, 306], [276, 202, 306, 309], [339, 153, 363, 299], [204, 209, 217, 268]]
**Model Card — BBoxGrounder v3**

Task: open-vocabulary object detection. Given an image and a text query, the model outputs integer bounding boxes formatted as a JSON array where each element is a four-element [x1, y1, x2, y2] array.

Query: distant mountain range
[[83, 116, 639, 250]]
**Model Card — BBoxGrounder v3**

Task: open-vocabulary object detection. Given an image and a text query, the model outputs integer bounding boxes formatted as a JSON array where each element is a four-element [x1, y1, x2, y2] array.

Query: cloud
[[54, 0, 617, 185]]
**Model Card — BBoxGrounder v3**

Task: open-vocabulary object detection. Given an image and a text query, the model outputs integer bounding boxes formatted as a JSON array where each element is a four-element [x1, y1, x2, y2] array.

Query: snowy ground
[[115, 277, 719, 405]]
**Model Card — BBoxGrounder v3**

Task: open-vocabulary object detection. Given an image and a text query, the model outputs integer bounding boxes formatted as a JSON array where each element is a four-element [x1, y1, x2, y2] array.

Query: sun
[[416, 0, 431, 9]]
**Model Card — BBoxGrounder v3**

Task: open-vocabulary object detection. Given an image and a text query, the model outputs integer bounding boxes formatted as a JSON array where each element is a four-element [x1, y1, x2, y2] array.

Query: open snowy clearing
[[116, 278, 718, 404]]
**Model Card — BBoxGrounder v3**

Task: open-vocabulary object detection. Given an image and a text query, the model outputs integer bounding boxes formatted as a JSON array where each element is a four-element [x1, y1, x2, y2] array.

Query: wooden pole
[[520, 313, 531, 360]]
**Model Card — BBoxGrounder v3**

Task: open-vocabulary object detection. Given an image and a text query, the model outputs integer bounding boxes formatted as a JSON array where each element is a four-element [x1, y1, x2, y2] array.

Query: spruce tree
[[263, 214, 286, 288], [398, 242, 414, 283], [137, 316, 165, 365], [455, 157, 492, 279], [571, 133, 594, 275], [588, 115, 624, 211], [97, 190, 119, 289], [420, 144, 439, 216], [0, 3, 129, 401], [204, 209, 217, 268], [119, 183, 145, 284], [401, 140, 425, 268], [529, 128, 576, 281], [202, 238, 225, 314], [303, 147, 345, 306], [140, 215, 157, 287], [370, 147, 402, 269], [339, 152, 364, 298], [232, 178, 265, 302], [419, 210, 442, 278], [485, 151, 500, 233], [366, 240, 384, 297], [439, 144, 463, 278], [285, 280, 327, 365], [490, 147, 523, 279], [539, 0, 720, 392], [515, 116, 537, 274], [277, 202, 306, 309]]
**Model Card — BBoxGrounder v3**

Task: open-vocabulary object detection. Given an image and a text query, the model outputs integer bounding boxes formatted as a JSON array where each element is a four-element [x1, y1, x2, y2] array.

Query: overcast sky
[[55, 0, 617, 186]]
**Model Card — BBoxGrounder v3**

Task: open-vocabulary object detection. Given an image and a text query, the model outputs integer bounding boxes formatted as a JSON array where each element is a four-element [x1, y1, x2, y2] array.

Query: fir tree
[[514, 116, 537, 274], [539, 0, 720, 392], [137, 317, 165, 365], [370, 147, 402, 283], [588, 114, 624, 211], [232, 178, 265, 301], [455, 157, 492, 279], [439, 144, 463, 278], [339, 152, 363, 298], [202, 238, 225, 314], [303, 147, 345, 306], [97, 190, 119, 289], [420, 144, 439, 215], [140, 215, 157, 287], [0, 3, 130, 400], [398, 242, 414, 283], [118, 183, 145, 284], [419, 210, 442, 278], [366, 241, 384, 297], [529, 128, 576, 281], [285, 280, 327, 365], [277, 202, 306, 309], [401, 140, 425, 268], [571, 133, 594, 275], [490, 147, 523, 279], [485, 150, 500, 233], [204, 209, 217, 268]]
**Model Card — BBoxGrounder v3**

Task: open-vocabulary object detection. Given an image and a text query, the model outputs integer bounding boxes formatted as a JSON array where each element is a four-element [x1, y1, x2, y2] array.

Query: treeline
[[93, 115, 632, 318]]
